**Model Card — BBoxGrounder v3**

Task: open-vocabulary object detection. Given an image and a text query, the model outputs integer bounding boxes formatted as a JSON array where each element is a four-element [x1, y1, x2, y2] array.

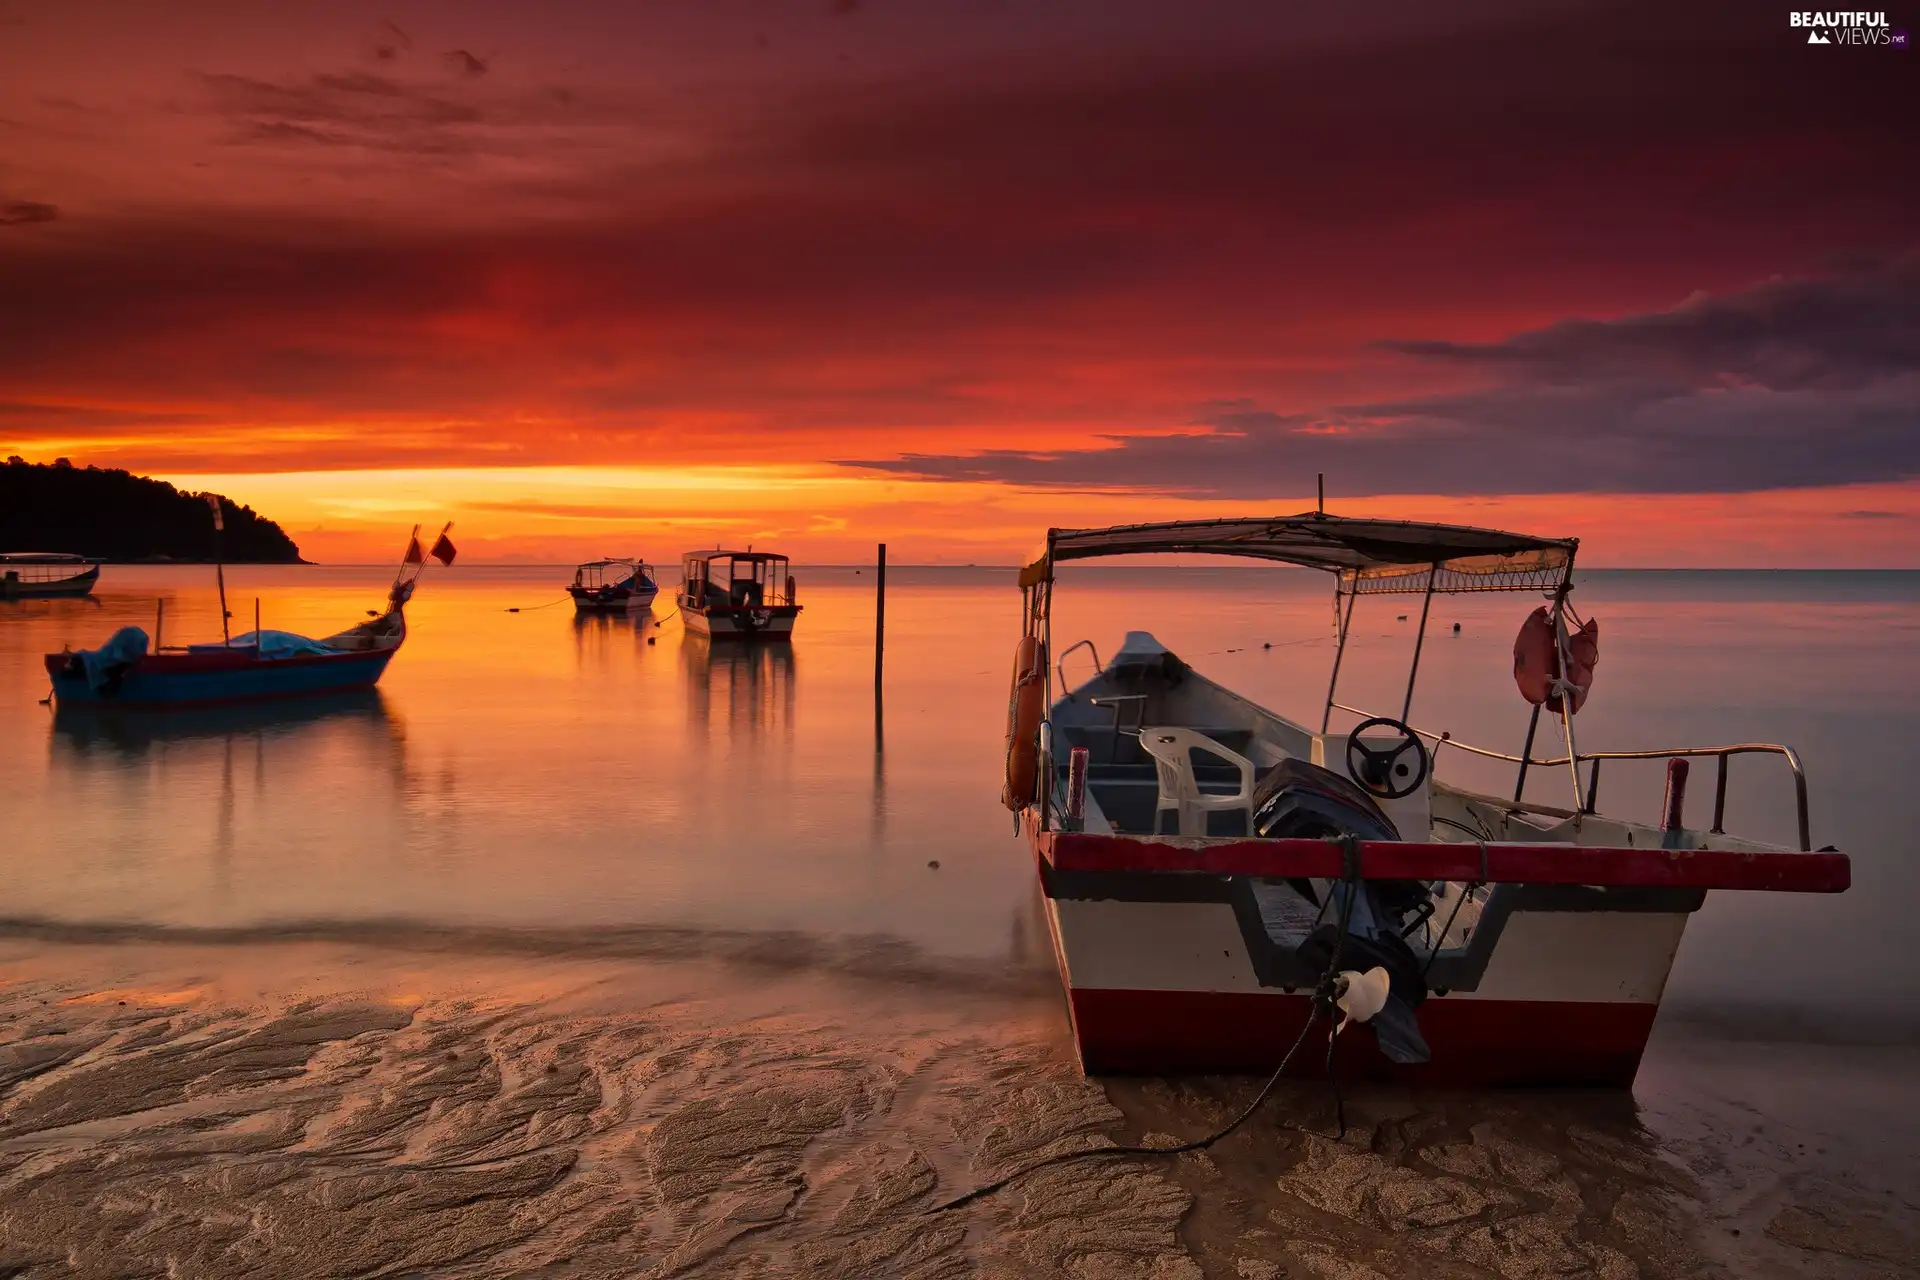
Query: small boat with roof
[[569, 557, 659, 613], [1003, 512, 1850, 1087], [679, 549, 801, 640], [1, 552, 101, 600], [44, 521, 454, 708]]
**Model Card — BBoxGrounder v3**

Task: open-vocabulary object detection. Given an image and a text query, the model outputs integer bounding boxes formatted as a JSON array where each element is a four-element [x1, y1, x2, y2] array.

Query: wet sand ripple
[[0, 957, 1913, 1278]]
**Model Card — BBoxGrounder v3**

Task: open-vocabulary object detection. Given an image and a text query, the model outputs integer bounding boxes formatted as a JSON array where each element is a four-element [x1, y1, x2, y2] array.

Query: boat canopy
[[683, 549, 788, 564], [1020, 514, 1577, 594], [0, 551, 95, 564], [574, 557, 650, 588]]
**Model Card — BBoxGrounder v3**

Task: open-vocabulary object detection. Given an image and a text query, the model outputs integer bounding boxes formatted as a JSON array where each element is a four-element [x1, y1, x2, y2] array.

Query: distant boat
[[569, 557, 658, 612], [1, 552, 101, 600], [679, 549, 801, 640], [43, 523, 454, 708]]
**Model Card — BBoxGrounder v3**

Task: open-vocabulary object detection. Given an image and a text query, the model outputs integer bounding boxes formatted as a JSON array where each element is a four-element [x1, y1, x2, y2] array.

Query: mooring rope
[[928, 839, 1365, 1213]]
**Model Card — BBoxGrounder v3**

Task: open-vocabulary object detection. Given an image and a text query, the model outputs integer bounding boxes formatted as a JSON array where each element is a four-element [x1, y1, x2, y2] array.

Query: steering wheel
[[1344, 716, 1431, 800]]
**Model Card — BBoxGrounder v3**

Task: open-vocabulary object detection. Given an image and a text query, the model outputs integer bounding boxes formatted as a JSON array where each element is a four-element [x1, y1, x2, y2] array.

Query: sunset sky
[[1, 0, 1914, 564]]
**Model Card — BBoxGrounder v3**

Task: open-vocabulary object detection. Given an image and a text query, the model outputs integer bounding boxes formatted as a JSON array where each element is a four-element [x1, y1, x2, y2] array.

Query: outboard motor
[[1296, 900, 1432, 1065], [1251, 758, 1434, 1064], [1252, 758, 1399, 842]]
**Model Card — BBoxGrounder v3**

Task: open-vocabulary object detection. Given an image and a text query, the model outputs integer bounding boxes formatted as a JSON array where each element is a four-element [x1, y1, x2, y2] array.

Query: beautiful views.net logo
[[1789, 10, 1907, 43]]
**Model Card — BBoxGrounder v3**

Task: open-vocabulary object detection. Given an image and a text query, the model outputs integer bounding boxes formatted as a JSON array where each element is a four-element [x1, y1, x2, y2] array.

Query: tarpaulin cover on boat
[[1020, 514, 1577, 594], [234, 630, 342, 658], [188, 631, 341, 658], [75, 626, 150, 691]]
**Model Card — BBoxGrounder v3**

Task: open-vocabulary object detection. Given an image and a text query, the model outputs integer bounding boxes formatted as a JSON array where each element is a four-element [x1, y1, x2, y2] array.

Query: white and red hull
[[1030, 824, 1849, 1088], [1043, 887, 1683, 1086], [682, 604, 799, 639]]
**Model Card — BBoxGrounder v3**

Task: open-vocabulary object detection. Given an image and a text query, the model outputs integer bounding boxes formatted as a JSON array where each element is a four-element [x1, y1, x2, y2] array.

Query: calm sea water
[[3, 564, 1917, 1037]]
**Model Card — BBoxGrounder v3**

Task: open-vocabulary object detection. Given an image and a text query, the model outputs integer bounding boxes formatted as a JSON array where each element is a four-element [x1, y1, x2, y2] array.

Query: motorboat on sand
[[1004, 514, 1850, 1088]]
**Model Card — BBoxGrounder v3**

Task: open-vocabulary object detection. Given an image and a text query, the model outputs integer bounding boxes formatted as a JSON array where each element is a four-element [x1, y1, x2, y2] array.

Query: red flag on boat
[[402, 534, 423, 565], [430, 531, 457, 565]]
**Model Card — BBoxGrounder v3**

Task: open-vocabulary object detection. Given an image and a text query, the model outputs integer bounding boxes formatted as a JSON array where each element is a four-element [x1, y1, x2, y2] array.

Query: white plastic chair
[[1138, 727, 1255, 837]]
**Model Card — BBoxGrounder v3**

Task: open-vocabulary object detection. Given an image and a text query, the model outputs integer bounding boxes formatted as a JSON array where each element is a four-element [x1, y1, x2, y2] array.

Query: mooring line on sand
[[927, 841, 1364, 1213]]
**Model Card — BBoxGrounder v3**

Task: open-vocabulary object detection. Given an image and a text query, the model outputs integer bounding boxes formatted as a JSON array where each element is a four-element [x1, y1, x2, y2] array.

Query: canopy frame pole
[[1400, 562, 1440, 722], [1037, 545, 1056, 833], [1321, 580, 1358, 733], [1549, 556, 1583, 809], [1512, 704, 1543, 802]]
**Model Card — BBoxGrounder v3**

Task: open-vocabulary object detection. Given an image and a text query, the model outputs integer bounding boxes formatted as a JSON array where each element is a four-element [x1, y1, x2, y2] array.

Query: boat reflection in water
[[682, 634, 796, 741], [571, 607, 660, 671], [50, 688, 398, 759], [46, 690, 409, 902]]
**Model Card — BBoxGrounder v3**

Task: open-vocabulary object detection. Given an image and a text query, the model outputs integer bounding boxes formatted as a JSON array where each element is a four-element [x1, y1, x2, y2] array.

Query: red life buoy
[[1513, 607, 1600, 715], [1002, 635, 1048, 810], [1514, 607, 1555, 706]]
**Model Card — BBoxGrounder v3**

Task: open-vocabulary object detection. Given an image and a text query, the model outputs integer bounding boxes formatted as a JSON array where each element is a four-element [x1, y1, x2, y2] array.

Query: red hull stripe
[[1034, 827, 1849, 893], [1068, 987, 1658, 1087]]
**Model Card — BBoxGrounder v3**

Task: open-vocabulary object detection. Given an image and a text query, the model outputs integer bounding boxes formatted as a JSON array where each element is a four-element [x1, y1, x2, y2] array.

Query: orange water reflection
[[2, 564, 1916, 1025]]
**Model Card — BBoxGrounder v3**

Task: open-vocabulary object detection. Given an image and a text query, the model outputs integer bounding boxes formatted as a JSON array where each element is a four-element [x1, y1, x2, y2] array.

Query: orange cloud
[[137, 465, 1920, 568]]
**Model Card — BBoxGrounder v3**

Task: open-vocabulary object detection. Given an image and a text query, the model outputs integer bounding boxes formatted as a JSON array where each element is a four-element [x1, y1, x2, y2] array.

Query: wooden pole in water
[[874, 543, 887, 694], [207, 494, 231, 644], [254, 598, 261, 649], [155, 598, 164, 650]]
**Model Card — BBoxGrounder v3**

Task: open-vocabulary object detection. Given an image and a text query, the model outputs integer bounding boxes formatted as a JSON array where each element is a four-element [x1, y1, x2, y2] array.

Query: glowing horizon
[[81, 464, 1917, 569]]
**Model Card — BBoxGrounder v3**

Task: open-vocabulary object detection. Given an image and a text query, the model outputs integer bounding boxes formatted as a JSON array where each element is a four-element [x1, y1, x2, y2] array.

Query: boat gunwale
[[42, 668, 395, 711], [683, 601, 802, 615], [1030, 818, 1851, 894]]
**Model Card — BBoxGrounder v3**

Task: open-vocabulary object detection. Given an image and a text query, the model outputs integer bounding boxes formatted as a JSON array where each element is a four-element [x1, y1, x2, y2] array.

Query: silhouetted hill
[[0, 458, 305, 563]]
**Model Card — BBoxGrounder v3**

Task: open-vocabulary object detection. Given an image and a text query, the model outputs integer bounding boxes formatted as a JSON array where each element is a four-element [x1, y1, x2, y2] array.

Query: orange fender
[[1513, 607, 1556, 706], [1003, 635, 1048, 810], [1514, 607, 1599, 715]]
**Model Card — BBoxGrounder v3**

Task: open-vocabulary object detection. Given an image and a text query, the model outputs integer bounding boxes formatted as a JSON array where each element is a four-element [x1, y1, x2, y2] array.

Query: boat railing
[[1056, 639, 1101, 692], [1, 557, 96, 584], [1327, 701, 1812, 851]]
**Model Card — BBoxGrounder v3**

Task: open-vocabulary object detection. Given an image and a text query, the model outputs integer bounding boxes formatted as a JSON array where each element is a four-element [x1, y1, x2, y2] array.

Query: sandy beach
[[2, 939, 1913, 1279]]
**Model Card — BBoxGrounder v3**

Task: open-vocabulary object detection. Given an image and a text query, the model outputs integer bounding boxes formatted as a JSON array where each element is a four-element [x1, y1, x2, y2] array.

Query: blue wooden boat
[[43, 523, 452, 709], [45, 617, 405, 707]]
